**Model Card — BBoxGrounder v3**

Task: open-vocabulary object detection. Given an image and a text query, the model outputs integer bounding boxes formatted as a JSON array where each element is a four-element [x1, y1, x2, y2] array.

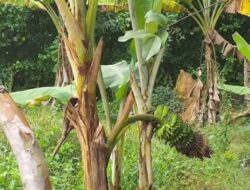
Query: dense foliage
[[0, 4, 57, 91], [152, 85, 183, 112], [1, 4, 249, 90]]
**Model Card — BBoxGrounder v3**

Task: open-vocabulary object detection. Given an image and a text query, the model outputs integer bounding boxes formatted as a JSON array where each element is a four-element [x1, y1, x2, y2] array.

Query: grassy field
[[0, 106, 250, 189]]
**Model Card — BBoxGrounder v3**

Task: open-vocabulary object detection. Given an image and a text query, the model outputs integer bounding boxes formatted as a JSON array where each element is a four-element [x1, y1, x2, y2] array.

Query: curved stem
[[107, 114, 162, 150]]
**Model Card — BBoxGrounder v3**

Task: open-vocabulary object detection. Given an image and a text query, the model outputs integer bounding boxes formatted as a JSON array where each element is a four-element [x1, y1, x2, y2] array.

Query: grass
[[0, 106, 250, 189]]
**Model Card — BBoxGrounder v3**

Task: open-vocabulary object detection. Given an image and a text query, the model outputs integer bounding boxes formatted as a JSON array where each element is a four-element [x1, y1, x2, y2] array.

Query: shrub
[[152, 85, 184, 113]]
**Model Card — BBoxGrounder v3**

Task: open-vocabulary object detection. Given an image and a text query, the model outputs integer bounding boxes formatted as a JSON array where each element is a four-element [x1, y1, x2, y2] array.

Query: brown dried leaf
[[176, 70, 203, 123]]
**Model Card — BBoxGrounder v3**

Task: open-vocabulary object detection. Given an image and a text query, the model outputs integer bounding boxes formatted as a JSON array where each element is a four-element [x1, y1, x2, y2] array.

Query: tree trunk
[[138, 123, 153, 190], [136, 96, 153, 190], [70, 118, 110, 190], [50, 2, 109, 189], [244, 60, 250, 107], [131, 73, 153, 190], [81, 140, 110, 190], [64, 90, 110, 190], [0, 88, 52, 190], [205, 41, 220, 123]]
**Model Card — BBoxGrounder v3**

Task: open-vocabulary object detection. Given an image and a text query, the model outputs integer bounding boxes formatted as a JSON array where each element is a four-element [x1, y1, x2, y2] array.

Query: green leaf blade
[[219, 83, 250, 95], [142, 35, 161, 61], [232, 32, 250, 61], [11, 85, 76, 105], [145, 10, 168, 27], [118, 30, 153, 42]]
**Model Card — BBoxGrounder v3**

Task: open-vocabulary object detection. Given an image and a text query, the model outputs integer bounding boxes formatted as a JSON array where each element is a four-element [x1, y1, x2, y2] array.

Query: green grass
[[0, 106, 250, 189]]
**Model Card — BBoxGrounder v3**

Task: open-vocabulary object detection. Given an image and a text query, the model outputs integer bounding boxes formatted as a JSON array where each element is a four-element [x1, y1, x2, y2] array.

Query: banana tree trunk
[[205, 40, 220, 123], [131, 75, 153, 189], [62, 37, 111, 190], [137, 49, 165, 190], [0, 88, 52, 190], [39, 1, 113, 189], [126, 0, 155, 187], [138, 123, 153, 190], [244, 60, 250, 107], [65, 101, 110, 190], [80, 138, 110, 190]]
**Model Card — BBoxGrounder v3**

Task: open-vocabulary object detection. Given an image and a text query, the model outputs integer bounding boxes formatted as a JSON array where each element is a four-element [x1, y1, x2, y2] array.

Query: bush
[[152, 85, 184, 113]]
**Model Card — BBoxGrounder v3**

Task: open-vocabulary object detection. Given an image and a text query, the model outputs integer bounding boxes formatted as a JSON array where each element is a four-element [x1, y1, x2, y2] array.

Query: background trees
[[0, 4, 57, 90]]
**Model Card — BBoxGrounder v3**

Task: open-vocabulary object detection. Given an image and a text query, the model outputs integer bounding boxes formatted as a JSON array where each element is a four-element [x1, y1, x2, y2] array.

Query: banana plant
[[118, 0, 169, 188], [178, 0, 226, 123], [175, 1, 250, 110], [37, 1, 132, 189], [181, 0, 250, 119]]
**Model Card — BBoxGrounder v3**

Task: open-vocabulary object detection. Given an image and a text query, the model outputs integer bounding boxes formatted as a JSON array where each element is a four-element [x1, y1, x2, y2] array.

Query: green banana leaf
[[101, 61, 130, 89], [232, 32, 250, 61], [10, 61, 131, 105], [145, 10, 168, 27], [11, 85, 76, 105], [219, 83, 250, 95], [142, 35, 161, 61]]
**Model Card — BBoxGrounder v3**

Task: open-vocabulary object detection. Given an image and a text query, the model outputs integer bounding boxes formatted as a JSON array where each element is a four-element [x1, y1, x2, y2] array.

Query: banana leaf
[[10, 61, 131, 105], [219, 83, 250, 95], [11, 85, 76, 105], [233, 32, 250, 61]]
